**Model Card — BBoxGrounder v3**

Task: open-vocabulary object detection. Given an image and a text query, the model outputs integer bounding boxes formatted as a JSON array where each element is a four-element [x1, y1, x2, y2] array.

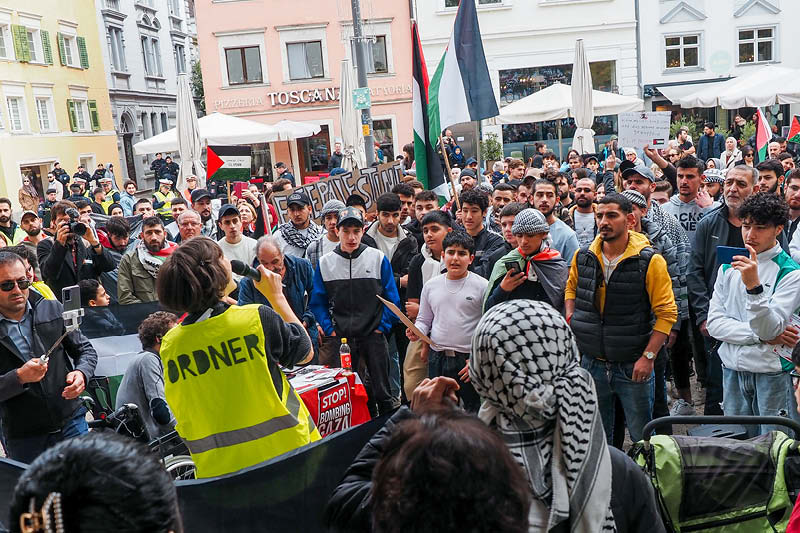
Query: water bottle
[[339, 338, 352, 372]]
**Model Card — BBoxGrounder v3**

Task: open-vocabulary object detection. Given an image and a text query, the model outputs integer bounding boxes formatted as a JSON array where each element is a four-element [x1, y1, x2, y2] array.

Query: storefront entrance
[[297, 124, 331, 180]]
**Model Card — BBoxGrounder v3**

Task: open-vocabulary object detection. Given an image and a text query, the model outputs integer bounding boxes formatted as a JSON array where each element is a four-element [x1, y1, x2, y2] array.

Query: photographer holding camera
[[37, 201, 115, 301]]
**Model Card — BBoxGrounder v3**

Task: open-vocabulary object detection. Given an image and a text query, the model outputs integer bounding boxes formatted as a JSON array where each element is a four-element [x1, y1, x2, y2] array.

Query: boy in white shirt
[[410, 231, 488, 412], [216, 204, 257, 281]]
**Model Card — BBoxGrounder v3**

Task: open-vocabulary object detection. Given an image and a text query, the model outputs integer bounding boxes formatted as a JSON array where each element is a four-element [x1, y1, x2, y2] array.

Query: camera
[[64, 208, 87, 235]]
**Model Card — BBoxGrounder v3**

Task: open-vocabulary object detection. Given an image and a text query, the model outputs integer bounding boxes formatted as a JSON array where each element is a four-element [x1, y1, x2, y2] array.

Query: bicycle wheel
[[163, 455, 196, 481]]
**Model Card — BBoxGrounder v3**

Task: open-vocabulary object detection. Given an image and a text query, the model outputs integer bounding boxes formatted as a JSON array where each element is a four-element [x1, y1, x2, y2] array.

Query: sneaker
[[670, 399, 695, 416]]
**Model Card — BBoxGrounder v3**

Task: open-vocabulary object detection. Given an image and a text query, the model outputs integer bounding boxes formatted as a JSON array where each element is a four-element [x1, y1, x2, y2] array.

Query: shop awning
[[656, 80, 728, 105]]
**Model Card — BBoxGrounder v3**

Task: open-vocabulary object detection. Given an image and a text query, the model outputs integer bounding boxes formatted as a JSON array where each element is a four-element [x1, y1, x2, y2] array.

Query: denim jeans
[[429, 349, 480, 412], [5, 407, 88, 464], [722, 367, 794, 438], [386, 331, 401, 399], [581, 355, 654, 445]]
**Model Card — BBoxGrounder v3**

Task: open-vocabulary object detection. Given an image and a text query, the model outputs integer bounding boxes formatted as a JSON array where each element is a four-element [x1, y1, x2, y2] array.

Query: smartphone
[[505, 260, 521, 275], [62, 285, 81, 313], [717, 246, 749, 265], [233, 181, 247, 199]]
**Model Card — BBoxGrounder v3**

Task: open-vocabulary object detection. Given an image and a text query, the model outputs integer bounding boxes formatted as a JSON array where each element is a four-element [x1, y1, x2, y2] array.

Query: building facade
[[415, 0, 638, 159], [0, 1, 118, 209], [95, 0, 198, 188], [195, 0, 413, 183], [641, 0, 800, 137]]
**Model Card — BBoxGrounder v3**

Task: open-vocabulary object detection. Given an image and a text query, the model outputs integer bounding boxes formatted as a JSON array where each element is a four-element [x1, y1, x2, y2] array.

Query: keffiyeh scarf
[[137, 239, 177, 278], [278, 221, 323, 250], [470, 300, 616, 533]]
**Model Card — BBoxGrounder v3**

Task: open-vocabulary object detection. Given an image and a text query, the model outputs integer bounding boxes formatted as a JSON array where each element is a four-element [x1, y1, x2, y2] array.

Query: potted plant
[[480, 133, 503, 172]]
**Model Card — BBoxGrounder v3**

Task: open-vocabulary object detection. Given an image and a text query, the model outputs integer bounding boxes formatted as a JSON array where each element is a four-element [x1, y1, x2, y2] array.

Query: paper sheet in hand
[[617, 111, 672, 149], [376, 295, 434, 347]]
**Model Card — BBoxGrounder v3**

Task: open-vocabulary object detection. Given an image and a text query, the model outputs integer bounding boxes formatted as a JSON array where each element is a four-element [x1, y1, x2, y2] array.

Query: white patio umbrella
[[676, 65, 800, 109], [571, 39, 595, 154], [273, 120, 321, 141], [175, 74, 206, 189], [338, 59, 366, 171]]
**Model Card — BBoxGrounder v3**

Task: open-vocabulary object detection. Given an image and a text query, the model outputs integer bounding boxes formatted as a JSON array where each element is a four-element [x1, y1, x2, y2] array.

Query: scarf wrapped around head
[[470, 300, 616, 533]]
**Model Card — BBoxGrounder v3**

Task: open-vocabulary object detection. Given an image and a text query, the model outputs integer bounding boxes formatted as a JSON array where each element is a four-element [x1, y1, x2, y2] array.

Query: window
[[351, 35, 388, 74], [74, 99, 88, 131], [6, 96, 26, 132], [174, 43, 186, 74], [150, 112, 158, 135], [26, 29, 40, 62], [62, 35, 76, 66], [287, 41, 323, 80], [665, 34, 700, 69], [499, 60, 616, 106], [35, 97, 52, 131], [225, 46, 262, 85], [141, 36, 162, 76], [161, 112, 168, 132], [168, 0, 181, 16], [739, 27, 775, 64], [108, 27, 126, 71], [0, 25, 10, 59], [105, 0, 120, 9]]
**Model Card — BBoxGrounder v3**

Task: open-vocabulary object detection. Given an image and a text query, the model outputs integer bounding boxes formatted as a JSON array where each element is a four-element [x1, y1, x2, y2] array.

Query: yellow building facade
[[0, 1, 118, 211]]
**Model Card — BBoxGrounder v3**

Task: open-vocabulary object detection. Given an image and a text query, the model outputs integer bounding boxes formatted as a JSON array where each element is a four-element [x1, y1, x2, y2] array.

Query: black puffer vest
[[571, 246, 654, 362]]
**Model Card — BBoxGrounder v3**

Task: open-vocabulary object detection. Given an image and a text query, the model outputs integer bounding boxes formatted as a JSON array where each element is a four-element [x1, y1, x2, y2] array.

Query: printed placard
[[316, 380, 352, 437]]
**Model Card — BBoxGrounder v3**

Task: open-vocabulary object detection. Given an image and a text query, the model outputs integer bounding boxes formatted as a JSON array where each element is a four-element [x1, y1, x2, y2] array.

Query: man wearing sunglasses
[[0, 251, 97, 462]]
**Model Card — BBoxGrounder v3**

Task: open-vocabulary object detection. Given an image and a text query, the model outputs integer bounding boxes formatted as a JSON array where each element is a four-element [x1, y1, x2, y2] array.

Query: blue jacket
[[697, 133, 725, 162], [237, 254, 318, 347], [310, 243, 399, 338]]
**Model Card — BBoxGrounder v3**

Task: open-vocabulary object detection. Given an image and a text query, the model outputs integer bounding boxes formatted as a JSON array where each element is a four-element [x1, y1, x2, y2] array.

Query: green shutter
[[77, 36, 89, 68], [41, 30, 53, 65], [67, 100, 77, 132], [56, 32, 66, 65], [12, 25, 30, 62], [88, 100, 100, 131]]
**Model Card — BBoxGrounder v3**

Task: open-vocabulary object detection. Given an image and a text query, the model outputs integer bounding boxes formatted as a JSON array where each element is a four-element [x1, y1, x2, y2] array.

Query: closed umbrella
[[338, 59, 366, 171], [175, 74, 206, 189], [571, 39, 595, 154]]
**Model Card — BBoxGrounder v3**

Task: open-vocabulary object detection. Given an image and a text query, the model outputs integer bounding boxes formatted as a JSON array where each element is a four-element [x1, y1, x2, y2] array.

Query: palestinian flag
[[411, 21, 445, 197], [754, 108, 772, 163], [427, 0, 498, 154], [788, 115, 800, 144]]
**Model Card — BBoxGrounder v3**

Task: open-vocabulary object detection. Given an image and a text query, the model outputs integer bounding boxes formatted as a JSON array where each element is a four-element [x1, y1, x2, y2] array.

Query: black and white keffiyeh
[[470, 300, 616, 533], [278, 221, 323, 250]]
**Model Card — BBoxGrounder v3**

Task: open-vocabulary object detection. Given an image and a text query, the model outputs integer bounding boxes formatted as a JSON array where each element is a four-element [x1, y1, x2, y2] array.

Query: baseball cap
[[46, 188, 56, 194], [274, 162, 286, 169], [583, 154, 599, 164], [620, 160, 656, 182], [218, 203, 240, 219], [466, 157, 477, 166], [191, 189, 212, 203], [158, 178, 173, 185], [99, 176, 112, 183], [21, 210, 38, 220], [337, 206, 364, 228], [286, 191, 311, 207]]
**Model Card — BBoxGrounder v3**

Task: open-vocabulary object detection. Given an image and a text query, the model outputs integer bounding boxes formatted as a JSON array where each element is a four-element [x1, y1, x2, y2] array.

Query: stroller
[[629, 415, 800, 532]]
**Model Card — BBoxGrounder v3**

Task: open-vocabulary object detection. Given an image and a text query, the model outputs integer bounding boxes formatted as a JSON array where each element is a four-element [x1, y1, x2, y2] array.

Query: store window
[[298, 125, 330, 176], [287, 41, 324, 80], [251, 143, 272, 178], [373, 119, 394, 162], [499, 60, 615, 107], [225, 46, 262, 85]]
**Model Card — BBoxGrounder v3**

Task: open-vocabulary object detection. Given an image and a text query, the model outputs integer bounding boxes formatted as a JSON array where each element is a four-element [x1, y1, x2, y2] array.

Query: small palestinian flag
[[754, 108, 772, 163], [788, 115, 800, 144]]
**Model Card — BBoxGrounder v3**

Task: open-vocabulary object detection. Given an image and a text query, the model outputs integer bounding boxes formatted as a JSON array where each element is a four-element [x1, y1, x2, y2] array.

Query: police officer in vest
[[153, 179, 179, 224], [565, 193, 677, 446], [155, 236, 319, 479]]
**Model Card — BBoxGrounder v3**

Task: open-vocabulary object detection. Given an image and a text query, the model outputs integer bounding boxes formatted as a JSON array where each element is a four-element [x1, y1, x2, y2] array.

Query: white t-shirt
[[415, 272, 488, 353], [372, 229, 400, 260], [321, 235, 338, 256], [602, 252, 623, 284], [573, 209, 596, 247], [217, 236, 258, 281]]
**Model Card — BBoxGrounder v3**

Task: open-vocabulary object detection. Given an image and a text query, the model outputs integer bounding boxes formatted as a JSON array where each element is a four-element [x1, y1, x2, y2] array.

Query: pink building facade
[[195, 0, 413, 183]]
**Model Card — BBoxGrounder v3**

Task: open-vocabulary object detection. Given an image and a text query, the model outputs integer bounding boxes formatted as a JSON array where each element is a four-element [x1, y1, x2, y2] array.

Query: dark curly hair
[[370, 410, 531, 533], [737, 191, 789, 227], [156, 236, 230, 313], [459, 188, 489, 212], [138, 311, 179, 350]]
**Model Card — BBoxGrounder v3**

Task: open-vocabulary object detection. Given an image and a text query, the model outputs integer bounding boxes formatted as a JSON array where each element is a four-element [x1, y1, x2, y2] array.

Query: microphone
[[231, 260, 261, 282]]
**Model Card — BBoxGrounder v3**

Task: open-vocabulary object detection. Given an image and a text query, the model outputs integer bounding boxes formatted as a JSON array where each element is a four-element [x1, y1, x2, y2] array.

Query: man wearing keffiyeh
[[274, 192, 324, 258], [470, 300, 663, 533], [117, 216, 176, 304]]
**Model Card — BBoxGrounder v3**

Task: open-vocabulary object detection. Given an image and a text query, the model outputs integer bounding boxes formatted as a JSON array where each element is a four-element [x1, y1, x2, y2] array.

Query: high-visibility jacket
[[0, 226, 27, 246], [153, 190, 178, 218], [160, 304, 320, 478], [100, 198, 115, 214]]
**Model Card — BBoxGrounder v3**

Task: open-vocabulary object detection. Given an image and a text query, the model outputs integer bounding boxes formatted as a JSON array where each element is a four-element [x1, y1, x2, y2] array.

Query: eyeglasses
[[0, 279, 32, 292]]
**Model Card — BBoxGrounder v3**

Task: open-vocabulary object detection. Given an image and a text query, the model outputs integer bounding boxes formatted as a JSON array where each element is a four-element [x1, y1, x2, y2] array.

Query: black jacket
[[328, 151, 343, 170], [366, 225, 419, 303], [0, 291, 97, 438], [403, 218, 424, 249], [37, 236, 116, 301], [479, 240, 512, 279], [52, 168, 69, 187], [469, 227, 505, 279]]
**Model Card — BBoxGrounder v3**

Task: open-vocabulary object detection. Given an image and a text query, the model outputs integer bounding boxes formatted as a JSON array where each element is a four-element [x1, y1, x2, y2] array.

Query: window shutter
[[77, 36, 89, 68], [88, 100, 100, 131], [57, 32, 66, 66], [41, 30, 53, 65], [12, 25, 30, 62], [67, 100, 77, 132]]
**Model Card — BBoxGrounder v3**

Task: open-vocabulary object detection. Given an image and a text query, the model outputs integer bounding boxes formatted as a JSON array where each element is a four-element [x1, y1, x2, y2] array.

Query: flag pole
[[440, 135, 460, 210]]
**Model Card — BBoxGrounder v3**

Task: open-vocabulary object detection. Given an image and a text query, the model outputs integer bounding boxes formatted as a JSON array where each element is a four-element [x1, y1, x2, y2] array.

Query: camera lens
[[70, 222, 87, 235]]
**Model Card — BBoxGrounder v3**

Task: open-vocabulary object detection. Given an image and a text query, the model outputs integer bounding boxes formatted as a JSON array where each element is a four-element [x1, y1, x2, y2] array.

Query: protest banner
[[207, 145, 251, 181], [617, 111, 672, 149], [271, 161, 403, 225]]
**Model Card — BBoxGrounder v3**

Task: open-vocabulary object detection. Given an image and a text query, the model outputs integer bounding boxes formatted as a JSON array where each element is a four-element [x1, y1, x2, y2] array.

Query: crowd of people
[[5, 127, 800, 531]]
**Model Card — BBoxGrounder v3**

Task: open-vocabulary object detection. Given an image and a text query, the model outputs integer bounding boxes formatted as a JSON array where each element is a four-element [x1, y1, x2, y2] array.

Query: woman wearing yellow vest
[[156, 236, 319, 478]]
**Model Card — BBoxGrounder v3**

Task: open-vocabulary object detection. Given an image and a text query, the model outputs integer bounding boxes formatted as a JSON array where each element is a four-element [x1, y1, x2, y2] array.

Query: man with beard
[[0, 198, 26, 246], [20, 211, 48, 261], [571, 177, 598, 247], [756, 159, 785, 195], [37, 201, 115, 300], [485, 183, 515, 234], [566, 193, 677, 445], [662, 155, 718, 242], [46, 172, 63, 201], [784, 170, 800, 245], [97, 216, 132, 304], [274, 192, 323, 258], [190, 189, 217, 238], [530, 179, 579, 263], [117, 217, 176, 304]]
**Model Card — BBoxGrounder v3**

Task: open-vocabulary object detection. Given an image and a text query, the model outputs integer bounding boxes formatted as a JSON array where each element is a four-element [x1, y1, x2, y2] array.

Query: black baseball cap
[[274, 162, 286, 169], [337, 206, 364, 228], [620, 160, 656, 182], [287, 191, 311, 207], [191, 188, 212, 203], [218, 203, 240, 219]]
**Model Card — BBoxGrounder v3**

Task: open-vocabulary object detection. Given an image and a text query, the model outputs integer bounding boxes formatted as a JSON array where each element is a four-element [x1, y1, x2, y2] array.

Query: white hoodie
[[707, 243, 800, 373]]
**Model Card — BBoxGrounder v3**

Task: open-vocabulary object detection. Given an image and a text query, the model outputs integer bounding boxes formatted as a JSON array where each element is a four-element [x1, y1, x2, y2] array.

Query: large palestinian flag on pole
[[411, 21, 445, 196], [754, 108, 772, 163], [427, 0, 498, 157], [788, 115, 800, 144]]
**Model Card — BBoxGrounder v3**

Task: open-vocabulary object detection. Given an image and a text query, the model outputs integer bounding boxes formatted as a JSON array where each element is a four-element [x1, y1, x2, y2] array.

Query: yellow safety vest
[[0, 227, 27, 246], [153, 190, 177, 217], [160, 304, 320, 479]]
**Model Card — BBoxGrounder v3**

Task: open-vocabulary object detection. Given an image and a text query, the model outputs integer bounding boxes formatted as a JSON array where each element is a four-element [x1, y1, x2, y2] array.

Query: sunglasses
[[0, 279, 31, 292]]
